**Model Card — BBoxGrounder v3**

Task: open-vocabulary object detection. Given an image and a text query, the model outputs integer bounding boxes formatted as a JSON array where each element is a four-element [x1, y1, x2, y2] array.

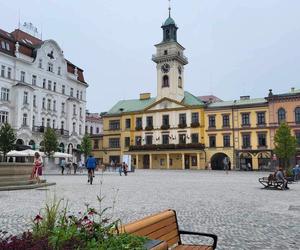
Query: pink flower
[[34, 215, 43, 223]]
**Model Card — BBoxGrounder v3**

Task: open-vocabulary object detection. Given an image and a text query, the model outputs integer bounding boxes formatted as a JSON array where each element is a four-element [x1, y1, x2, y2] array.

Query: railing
[[129, 143, 205, 151], [32, 126, 69, 136], [152, 53, 188, 64]]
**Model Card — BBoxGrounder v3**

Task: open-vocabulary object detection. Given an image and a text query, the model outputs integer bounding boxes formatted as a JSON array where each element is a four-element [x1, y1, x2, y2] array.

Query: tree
[[0, 123, 16, 161], [43, 128, 58, 157], [80, 134, 92, 159], [274, 122, 297, 169]]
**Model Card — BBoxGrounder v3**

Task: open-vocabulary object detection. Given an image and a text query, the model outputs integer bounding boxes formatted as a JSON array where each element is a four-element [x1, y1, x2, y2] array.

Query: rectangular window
[[62, 85, 65, 94], [90, 126, 93, 134], [73, 104, 76, 115], [257, 112, 266, 125], [125, 118, 131, 129], [48, 80, 52, 90], [191, 112, 199, 123], [242, 134, 251, 148], [209, 135, 216, 147], [53, 100, 56, 111], [38, 59, 43, 69], [1, 41, 5, 49], [20, 71, 25, 82], [222, 115, 230, 127], [43, 79, 46, 88], [76, 90, 79, 99], [223, 135, 230, 147], [42, 98, 46, 109], [96, 127, 99, 134], [1, 88, 9, 101], [70, 88, 73, 97], [242, 113, 250, 126], [47, 118, 51, 127], [146, 135, 153, 145], [162, 134, 169, 145], [125, 137, 130, 147], [179, 134, 186, 144], [94, 139, 99, 149], [146, 116, 153, 127], [61, 102, 65, 113], [23, 92, 28, 104], [1, 65, 5, 77], [47, 99, 51, 110], [32, 75, 37, 86], [179, 113, 186, 125], [0, 111, 8, 124], [208, 116, 216, 128], [80, 107, 82, 117], [33, 95, 36, 107], [53, 82, 56, 92], [258, 133, 267, 147], [191, 133, 199, 144], [7, 67, 11, 79], [48, 62, 53, 72], [109, 120, 120, 130], [162, 115, 169, 126], [58, 66, 61, 75], [136, 117, 142, 129], [22, 114, 28, 126], [135, 136, 142, 146], [295, 132, 300, 146]]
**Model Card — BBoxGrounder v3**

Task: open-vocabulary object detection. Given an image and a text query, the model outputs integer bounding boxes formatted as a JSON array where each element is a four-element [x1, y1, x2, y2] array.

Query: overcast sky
[[1, 0, 300, 112]]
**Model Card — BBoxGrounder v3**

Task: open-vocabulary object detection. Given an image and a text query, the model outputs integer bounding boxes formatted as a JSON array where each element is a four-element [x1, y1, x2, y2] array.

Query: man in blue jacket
[[86, 155, 97, 183]]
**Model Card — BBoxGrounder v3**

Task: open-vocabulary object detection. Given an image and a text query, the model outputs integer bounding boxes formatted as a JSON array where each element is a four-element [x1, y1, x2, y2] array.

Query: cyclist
[[86, 154, 97, 184]]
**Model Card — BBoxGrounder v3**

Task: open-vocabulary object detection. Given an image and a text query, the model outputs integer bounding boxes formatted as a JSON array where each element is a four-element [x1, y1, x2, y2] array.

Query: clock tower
[[152, 7, 188, 102]]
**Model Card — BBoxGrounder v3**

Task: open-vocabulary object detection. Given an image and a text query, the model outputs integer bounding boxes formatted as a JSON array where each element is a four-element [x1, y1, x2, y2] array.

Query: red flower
[[34, 215, 43, 223], [83, 216, 89, 221]]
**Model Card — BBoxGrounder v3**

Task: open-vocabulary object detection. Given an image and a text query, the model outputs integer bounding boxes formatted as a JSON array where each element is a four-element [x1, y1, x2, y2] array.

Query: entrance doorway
[[239, 153, 253, 171], [184, 155, 190, 169], [211, 153, 230, 170], [143, 155, 150, 169]]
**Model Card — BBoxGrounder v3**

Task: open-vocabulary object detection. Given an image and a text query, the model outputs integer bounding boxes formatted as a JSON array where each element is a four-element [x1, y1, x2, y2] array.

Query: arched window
[[166, 29, 170, 40], [22, 113, 28, 126], [178, 76, 182, 88], [162, 75, 169, 88], [295, 107, 300, 124], [278, 108, 286, 124]]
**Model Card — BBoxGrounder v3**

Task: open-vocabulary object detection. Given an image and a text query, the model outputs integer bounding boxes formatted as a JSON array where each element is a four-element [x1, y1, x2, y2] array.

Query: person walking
[[124, 163, 128, 176], [60, 158, 66, 175], [78, 160, 84, 173], [223, 157, 229, 174], [119, 163, 123, 176]]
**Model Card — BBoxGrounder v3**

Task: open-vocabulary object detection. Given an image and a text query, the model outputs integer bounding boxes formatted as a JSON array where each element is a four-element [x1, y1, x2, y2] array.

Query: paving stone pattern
[[0, 170, 300, 250]]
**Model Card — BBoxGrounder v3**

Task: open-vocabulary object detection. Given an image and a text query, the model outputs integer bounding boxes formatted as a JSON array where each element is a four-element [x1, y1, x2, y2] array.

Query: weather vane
[[168, 0, 171, 17]]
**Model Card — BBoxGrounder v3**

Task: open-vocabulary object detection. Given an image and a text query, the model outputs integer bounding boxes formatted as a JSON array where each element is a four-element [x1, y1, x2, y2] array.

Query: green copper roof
[[106, 91, 204, 116], [208, 98, 267, 108], [163, 17, 176, 26]]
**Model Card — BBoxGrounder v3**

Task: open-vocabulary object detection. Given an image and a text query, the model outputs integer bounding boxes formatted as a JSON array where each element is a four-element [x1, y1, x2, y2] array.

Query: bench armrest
[[179, 230, 218, 249]]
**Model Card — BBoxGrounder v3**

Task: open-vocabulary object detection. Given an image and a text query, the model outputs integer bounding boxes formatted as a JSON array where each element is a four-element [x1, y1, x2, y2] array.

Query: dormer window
[[48, 62, 53, 72], [162, 75, 169, 88]]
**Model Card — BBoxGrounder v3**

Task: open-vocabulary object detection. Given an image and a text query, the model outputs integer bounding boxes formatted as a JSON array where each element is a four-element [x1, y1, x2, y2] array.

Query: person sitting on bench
[[276, 167, 289, 190]]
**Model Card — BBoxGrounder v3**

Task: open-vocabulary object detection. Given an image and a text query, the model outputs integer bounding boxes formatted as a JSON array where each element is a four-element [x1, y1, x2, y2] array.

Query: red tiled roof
[[0, 27, 86, 84]]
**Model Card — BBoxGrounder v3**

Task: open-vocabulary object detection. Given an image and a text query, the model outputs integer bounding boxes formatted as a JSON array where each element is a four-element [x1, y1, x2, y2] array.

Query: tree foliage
[[0, 123, 16, 160], [80, 134, 92, 159], [274, 122, 297, 168], [43, 128, 58, 157]]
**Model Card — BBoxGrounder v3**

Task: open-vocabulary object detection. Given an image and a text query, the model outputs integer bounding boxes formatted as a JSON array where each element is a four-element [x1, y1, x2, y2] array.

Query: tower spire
[[168, 0, 171, 17]]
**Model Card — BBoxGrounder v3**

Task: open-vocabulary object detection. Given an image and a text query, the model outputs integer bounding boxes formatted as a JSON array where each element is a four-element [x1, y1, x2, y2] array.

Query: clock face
[[161, 63, 170, 73], [178, 66, 182, 75]]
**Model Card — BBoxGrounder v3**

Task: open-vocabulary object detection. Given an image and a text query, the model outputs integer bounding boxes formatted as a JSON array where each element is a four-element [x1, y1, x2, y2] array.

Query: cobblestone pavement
[[0, 170, 300, 250]]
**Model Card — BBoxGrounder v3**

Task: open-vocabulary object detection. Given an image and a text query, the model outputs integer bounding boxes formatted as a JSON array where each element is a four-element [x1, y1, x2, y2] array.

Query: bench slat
[[147, 221, 178, 239], [133, 216, 177, 236]]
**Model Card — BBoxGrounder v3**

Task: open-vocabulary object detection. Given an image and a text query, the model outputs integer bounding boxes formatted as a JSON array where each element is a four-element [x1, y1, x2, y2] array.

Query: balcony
[[191, 122, 200, 128], [135, 126, 143, 131], [178, 123, 187, 129], [161, 124, 170, 130], [129, 143, 205, 152], [145, 125, 153, 131], [32, 126, 69, 137]]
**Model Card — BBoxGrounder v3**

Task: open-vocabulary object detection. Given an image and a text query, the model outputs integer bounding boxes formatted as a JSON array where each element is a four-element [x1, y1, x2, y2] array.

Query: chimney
[[291, 87, 295, 93], [240, 95, 250, 100], [140, 93, 151, 100]]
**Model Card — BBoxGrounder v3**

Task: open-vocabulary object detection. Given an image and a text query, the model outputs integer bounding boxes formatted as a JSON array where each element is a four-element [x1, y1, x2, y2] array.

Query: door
[[143, 155, 150, 169], [184, 155, 190, 169]]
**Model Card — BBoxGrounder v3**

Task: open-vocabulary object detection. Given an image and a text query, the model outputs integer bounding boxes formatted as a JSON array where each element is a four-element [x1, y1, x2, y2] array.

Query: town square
[[1, 0, 300, 249]]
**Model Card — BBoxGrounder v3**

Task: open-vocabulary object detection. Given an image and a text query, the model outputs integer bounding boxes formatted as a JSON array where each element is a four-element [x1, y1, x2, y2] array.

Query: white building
[[0, 24, 88, 154], [85, 111, 103, 135]]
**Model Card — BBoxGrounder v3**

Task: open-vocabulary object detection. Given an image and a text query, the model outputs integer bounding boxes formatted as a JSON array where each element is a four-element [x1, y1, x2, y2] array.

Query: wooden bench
[[121, 209, 218, 250], [259, 177, 284, 190]]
